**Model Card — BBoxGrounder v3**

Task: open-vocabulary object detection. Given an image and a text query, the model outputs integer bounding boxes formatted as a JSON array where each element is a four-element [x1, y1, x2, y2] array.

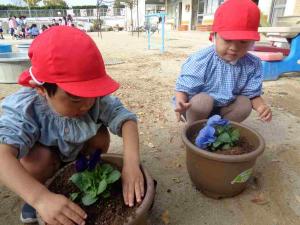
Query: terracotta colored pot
[[37, 153, 155, 225], [182, 120, 265, 199]]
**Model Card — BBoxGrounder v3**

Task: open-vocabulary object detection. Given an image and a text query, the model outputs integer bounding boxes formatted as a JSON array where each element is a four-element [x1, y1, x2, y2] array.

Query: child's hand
[[35, 190, 87, 225], [122, 163, 144, 207], [256, 104, 272, 122], [175, 101, 191, 122]]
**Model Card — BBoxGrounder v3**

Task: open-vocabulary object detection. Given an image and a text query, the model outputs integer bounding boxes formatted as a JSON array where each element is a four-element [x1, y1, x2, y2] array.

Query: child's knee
[[189, 93, 214, 114], [236, 96, 252, 113], [221, 96, 252, 122], [20, 144, 60, 180], [84, 126, 110, 154], [190, 93, 214, 103], [189, 93, 214, 110]]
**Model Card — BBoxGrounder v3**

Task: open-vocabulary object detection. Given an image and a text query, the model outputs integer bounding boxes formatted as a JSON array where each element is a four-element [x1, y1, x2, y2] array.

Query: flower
[[195, 125, 217, 149], [75, 154, 88, 172], [207, 115, 229, 126], [75, 150, 102, 172]]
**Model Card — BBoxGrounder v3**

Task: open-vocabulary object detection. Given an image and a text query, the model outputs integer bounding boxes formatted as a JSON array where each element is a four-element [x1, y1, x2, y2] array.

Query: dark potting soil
[[48, 164, 141, 225], [215, 137, 255, 155]]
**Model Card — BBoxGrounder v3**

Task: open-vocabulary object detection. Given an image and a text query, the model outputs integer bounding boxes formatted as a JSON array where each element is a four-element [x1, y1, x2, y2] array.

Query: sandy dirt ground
[[0, 31, 300, 225]]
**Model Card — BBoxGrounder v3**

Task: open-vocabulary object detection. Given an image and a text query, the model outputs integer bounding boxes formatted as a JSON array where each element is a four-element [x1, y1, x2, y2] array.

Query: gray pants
[[186, 93, 252, 125]]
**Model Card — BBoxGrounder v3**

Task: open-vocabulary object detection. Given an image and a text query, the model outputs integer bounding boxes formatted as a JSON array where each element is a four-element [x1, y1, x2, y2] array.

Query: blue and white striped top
[[175, 45, 263, 106]]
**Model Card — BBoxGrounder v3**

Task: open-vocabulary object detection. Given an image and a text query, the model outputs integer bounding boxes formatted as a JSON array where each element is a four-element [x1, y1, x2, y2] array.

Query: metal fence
[[0, 8, 124, 18]]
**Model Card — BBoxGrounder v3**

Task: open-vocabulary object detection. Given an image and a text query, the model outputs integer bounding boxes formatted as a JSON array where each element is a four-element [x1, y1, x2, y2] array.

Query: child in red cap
[[174, 0, 272, 124], [0, 26, 144, 224]]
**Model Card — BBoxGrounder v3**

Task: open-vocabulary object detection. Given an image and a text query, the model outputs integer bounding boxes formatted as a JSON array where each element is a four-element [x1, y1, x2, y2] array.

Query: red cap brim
[[18, 68, 120, 97], [18, 68, 34, 87], [57, 74, 120, 97], [218, 31, 260, 41]]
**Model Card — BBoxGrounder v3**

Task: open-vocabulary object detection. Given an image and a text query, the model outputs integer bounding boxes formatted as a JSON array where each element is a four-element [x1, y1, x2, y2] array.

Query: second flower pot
[[182, 120, 265, 199]]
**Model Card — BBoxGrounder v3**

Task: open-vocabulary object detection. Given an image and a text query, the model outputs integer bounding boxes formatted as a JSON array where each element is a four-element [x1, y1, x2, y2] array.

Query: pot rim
[[182, 120, 265, 162], [101, 153, 155, 225], [38, 153, 155, 225]]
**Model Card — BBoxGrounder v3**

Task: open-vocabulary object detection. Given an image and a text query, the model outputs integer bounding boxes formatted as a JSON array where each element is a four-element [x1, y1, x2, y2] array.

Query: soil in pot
[[192, 134, 255, 155], [48, 163, 142, 225]]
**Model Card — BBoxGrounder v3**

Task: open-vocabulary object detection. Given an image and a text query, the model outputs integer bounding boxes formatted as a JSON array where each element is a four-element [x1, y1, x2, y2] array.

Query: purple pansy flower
[[88, 150, 101, 170], [75, 150, 102, 172], [207, 115, 229, 126], [75, 153, 88, 172], [195, 125, 217, 149]]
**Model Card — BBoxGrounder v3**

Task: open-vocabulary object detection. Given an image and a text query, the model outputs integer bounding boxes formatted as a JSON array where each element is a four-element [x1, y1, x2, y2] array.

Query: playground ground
[[0, 30, 300, 225]]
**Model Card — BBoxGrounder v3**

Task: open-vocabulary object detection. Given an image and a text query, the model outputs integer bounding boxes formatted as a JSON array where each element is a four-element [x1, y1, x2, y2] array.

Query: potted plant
[[182, 115, 265, 199], [37, 153, 155, 225]]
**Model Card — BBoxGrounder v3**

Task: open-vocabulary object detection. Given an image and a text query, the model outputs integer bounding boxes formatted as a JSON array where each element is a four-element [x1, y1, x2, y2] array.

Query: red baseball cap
[[212, 0, 260, 41], [18, 26, 119, 97]]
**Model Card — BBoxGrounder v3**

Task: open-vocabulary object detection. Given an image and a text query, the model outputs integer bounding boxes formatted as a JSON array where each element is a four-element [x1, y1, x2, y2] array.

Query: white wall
[[125, 0, 145, 30], [285, 0, 297, 15], [258, 0, 273, 16], [181, 0, 192, 28], [258, 0, 299, 21]]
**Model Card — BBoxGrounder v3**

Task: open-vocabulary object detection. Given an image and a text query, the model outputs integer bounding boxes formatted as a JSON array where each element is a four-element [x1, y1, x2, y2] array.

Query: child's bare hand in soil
[[122, 163, 144, 207], [256, 104, 272, 122], [35, 190, 87, 225]]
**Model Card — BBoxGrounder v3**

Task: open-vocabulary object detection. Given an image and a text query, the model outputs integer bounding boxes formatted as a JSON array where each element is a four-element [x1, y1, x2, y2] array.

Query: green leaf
[[70, 163, 119, 206], [102, 190, 110, 198], [84, 171, 95, 181], [216, 126, 225, 135], [231, 129, 240, 142], [70, 192, 79, 201], [231, 168, 253, 184], [212, 141, 222, 148], [82, 194, 98, 206], [97, 179, 107, 195], [222, 144, 230, 149], [69, 174, 87, 192], [87, 188, 98, 198], [217, 133, 231, 143], [102, 164, 114, 175], [106, 170, 121, 184]]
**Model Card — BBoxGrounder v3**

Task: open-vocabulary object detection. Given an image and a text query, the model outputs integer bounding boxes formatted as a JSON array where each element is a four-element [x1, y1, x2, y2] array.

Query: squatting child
[[174, 0, 272, 124], [0, 26, 144, 225]]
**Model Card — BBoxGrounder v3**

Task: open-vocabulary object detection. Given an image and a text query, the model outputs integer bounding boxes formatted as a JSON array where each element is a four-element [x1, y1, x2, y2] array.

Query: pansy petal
[[75, 154, 88, 172], [207, 115, 221, 126], [207, 136, 217, 143], [199, 125, 214, 136], [88, 150, 101, 170], [206, 126, 216, 136], [195, 134, 208, 148], [195, 125, 216, 149], [216, 118, 229, 126]]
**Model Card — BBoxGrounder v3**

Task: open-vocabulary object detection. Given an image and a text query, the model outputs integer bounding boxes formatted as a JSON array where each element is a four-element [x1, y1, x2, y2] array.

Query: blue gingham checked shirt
[[175, 45, 263, 107], [0, 88, 137, 162]]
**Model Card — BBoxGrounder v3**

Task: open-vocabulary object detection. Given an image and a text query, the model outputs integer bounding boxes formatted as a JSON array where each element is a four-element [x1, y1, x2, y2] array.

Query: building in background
[[165, 0, 224, 31], [146, 0, 166, 14], [124, 0, 165, 31], [165, 0, 300, 31], [259, 0, 300, 26]]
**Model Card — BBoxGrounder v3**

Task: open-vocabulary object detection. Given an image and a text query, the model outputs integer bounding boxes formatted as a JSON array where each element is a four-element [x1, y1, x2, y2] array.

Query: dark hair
[[42, 82, 58, 97]]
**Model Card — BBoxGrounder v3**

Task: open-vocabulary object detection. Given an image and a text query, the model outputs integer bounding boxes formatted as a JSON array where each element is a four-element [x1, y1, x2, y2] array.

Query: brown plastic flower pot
[[182, 120, 265, 199], [37, 153, 155, 225]]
